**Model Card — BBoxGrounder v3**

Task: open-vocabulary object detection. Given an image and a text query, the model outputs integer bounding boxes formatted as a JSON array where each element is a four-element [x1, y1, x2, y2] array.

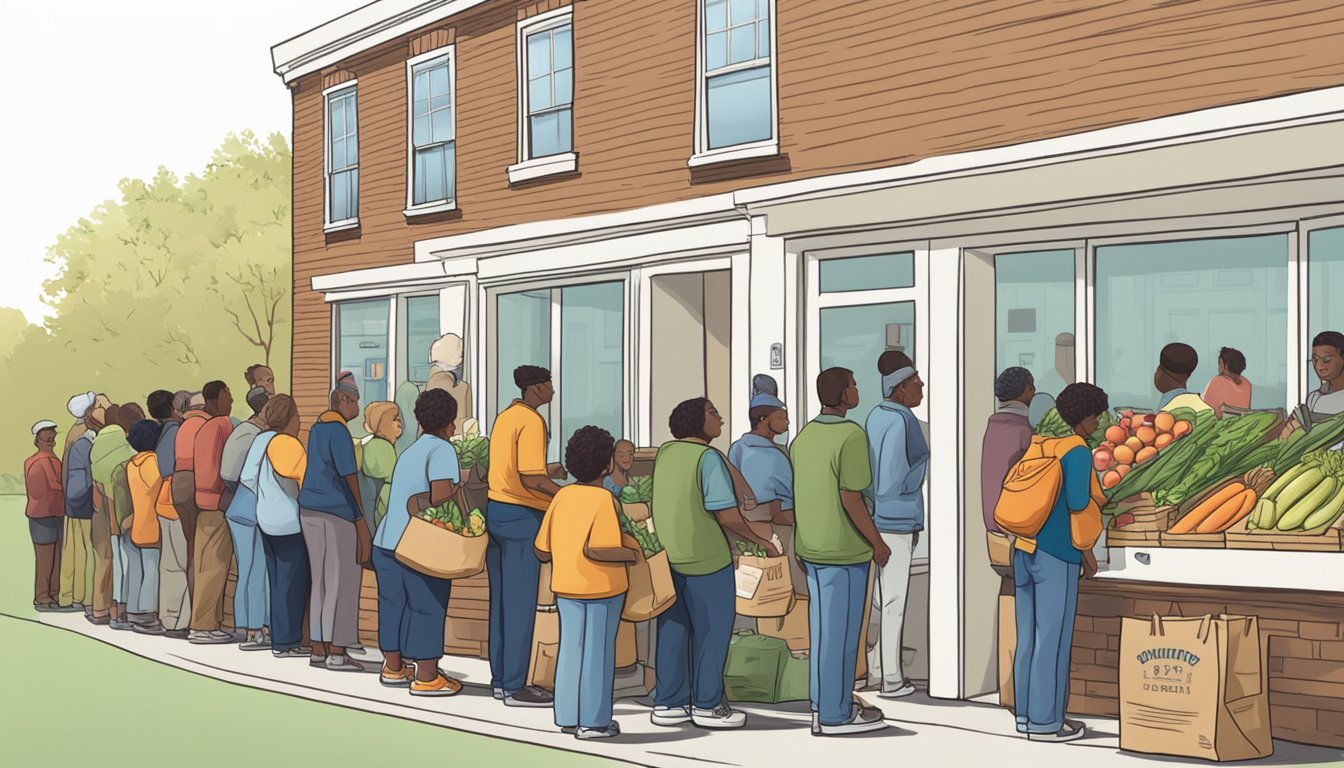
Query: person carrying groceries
[[650, 397, 776, 730], [535, 426, 639, 740], [371, 389, 466, 697]]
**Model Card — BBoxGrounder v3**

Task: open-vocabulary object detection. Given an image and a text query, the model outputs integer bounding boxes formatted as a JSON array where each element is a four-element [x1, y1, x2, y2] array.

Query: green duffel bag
[[776, 651, 810, 703], [724, 631, 789, 703]]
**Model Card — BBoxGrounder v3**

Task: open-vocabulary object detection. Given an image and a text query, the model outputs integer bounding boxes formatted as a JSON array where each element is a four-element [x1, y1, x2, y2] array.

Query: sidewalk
[[31, 612, 1343, 767]]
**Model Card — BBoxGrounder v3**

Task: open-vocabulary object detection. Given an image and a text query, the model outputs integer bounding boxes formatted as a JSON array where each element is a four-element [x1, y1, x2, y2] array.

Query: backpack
[[994, 435, 1104, 551]]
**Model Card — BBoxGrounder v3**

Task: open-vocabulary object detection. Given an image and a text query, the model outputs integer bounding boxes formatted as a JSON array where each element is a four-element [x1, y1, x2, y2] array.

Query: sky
[[0, 1, 363, 324]]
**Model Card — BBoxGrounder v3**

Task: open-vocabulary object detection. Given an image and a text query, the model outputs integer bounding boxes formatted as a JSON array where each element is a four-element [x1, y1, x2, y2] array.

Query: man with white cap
[[26, 420, 68, 612], [728, 390, 800, 604], [59, 395, 103, 612]]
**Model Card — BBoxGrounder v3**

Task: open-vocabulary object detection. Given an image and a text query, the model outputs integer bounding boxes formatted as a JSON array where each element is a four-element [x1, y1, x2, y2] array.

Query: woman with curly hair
[[1012, 382, 1107, 744], [371, 389, 467, 696], [649, 397, 776, 730]]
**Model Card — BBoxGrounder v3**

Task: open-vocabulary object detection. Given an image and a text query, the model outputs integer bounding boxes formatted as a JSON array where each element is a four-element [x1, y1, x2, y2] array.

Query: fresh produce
[[1147, 410, 1280, 507], [1273, 413, 1344, 474], [1170, 483, 1246, 533], [736, 540, 771, 558], [1092, 409, 1194, 491], [1194, 489, 1256, 533], [618, 509, 664, 556], [1169, 468, 1275, 534], [1279, 478, 1339, 531], [1250, 450, 1344, 532], [452, 434, 490, 471], [619, 475, 654, 505], [1034, 408, 1072, 439], [419, 500, 486, 536]]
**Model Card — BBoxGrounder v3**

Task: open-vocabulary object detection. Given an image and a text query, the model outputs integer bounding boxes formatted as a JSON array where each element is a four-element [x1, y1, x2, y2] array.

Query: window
[[403, 295, 440, 386], [820, 302, 917, 428], [820, 252, 915, 293], [692, 0, 776, 165], [995, 250, 1076, 398], [1308, 227, 1344, 391], [407, 50, 455, 210], [325, 85, 359, 227], [335, 298, 390, 437], [1095, 234, 1289, 412], [495, 282, 624, 461], [510, 9, 577, 183]]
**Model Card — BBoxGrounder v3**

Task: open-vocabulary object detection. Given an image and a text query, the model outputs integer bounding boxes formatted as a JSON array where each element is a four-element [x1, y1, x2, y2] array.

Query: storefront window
[[1308, 227, 1344, 391], [819, 300, 916, 429], [496, 290, 552, 445], [994, 250, 1076, 398], [1096, 234, 1289, 412], [404, 295, 440, 386], [336, 298, 390, 437], [560, 282, 624, 450], [819, 252, 915, 293]]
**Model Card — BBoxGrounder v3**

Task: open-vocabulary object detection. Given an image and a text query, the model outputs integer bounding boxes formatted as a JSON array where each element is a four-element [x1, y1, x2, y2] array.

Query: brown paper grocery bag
[[1120, 614, 1272, 761], [734, 554, 796, 618], [623, 547, 676, 622], [528, 608, 560, 691]]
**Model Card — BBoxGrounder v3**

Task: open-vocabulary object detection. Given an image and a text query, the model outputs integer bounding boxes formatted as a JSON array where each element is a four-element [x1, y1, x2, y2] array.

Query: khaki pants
[[91, 508, 115, 616], [58, 517, 93, 608], [158, 517, 192, 631], [189, 509, 234, 632], [171, 472, 199, 593]]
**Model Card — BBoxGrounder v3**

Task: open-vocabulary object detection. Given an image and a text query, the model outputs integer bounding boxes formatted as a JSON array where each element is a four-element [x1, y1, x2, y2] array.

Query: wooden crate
[[1225, 514, 1344, 552], [1159, 478, 1238, 549], [1105, 495, 1172, 547]]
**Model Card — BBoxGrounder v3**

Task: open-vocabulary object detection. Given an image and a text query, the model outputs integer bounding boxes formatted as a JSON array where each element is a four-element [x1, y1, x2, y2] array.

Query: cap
[[750, 393, 786, 411], [31, 420, 58, 436], [67, 391, 96, 419]]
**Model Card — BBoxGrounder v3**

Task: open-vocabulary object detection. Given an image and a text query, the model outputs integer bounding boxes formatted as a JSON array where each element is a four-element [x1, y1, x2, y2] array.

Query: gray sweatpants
[[300, 509, 360, 648]]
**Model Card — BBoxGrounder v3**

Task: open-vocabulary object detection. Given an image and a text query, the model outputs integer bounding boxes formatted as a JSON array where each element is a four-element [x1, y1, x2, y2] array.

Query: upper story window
[[406, 48, 456, 212], [325, 84, 359, 228], [509, 7, 577, 184], [691, 0, 777, 167]]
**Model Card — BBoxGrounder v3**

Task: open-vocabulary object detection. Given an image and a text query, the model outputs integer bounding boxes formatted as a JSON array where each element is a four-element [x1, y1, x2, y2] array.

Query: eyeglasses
[[1310, 356, 1338, 365]]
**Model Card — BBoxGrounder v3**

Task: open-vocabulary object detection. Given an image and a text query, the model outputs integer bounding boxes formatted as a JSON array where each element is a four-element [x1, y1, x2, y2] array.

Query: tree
[[0, 131, 291, 477]]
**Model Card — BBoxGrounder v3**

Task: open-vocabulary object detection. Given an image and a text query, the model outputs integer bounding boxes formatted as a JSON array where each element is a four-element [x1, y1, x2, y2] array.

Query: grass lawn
[[0, 495, 613, 766]]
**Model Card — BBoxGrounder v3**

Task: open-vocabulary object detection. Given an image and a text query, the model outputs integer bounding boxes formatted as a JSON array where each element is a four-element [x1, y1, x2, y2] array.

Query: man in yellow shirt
[[535, 426, 638, 740], [487, 365, 567, 707]]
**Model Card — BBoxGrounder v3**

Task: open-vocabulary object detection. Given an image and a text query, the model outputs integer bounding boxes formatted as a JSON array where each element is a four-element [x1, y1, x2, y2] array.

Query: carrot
[[1171, 482, 1246, 533], [1195, 488, 1256, 533]]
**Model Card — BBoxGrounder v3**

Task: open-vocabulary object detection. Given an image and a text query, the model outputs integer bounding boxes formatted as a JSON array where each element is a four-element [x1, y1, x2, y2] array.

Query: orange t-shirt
[[534, 484, 629, 600], [128, 451, 168, 546], [1202, 374, 1253, 418], [487, 401, 551, 510]]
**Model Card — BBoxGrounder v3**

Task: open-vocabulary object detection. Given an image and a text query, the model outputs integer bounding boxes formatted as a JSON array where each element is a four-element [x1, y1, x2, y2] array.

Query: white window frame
[[323, 81, 360, 232], [404, 45, 458, 217], [689, 0, 779, 168], [1301, 212, 1344, 403], [509, 6, 578, 184], [396, 290, 444, 391]]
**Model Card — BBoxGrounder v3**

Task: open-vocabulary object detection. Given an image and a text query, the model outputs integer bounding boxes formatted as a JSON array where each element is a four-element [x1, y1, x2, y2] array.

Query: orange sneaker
[[410, 672, 463, 697], [380, 663, 413, 687]]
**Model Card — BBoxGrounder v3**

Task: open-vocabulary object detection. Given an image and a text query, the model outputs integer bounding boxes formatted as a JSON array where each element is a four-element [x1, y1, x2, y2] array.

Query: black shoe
[[504, 686, 555, 708], [132, 622, 166, 636], [164, 629, 190, 640], [34, 603, 61, 613]]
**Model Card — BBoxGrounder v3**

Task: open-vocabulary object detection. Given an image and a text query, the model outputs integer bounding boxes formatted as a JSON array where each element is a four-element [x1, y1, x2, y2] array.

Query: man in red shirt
[[188, 381, 236, 644], [173, 392, 209, 598], [26, 420, 69, 612]]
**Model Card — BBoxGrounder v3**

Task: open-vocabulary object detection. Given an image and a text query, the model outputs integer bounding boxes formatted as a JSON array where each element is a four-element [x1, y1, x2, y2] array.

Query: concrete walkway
[[29, 611, 1343, 767]]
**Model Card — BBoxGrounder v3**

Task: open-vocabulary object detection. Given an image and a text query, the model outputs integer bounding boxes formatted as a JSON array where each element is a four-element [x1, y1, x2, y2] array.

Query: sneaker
[[347, 643, 367, 655], [325, 654, 370, 673], [1028, 722, 1086, 743], [188, 630, 233, 645], [53, 603, 82, 613], [560, 726, 578, 735], [164, 629, 190, 640], [492, 687, 506, 701], [132, 622, 165, 636], [309, 655, 328, 667], [86, 613, 111, 626], [410, 672, 463, 697], [818, 704, 888, 736], [272, 647, 311, 659], [503, 686, 554, 708], [692, 704, 747, 730], [380, 663, 414, 687], [34, 602, 61, 613], [110, 618, 134, 631], [877, 681, 917, 700], [576, 722, 621, 740], [811, 712, 820, 735], [651, 706, 693, 727], [239, 632, 271, 651]]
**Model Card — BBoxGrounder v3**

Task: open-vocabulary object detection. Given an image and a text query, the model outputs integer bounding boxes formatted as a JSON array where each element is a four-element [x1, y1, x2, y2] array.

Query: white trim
[[323, 82, 360, 231], [1302, 214, 1344, 399], [693, 0, 778, 161], [507, 152, 579, 184], [1103, 548, 1344, 592], [516, 6, 575, 167], [272, 0, 491, 83], [312, 260, 462, 295], [405, 45, 457, 212]]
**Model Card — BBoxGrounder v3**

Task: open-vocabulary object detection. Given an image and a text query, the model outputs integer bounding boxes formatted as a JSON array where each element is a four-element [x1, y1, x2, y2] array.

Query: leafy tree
[[0, 131, 291, 478]]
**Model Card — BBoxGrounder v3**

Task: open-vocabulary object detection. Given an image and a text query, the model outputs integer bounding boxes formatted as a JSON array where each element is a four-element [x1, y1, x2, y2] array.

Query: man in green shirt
[[791, 368, 889, 736], [650, 397, 776, 731]]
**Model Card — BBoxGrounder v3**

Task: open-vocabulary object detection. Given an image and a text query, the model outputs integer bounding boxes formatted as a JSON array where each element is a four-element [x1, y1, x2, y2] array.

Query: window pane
[[345, 97, 357, 135], [1308, 227, 1344, 392], [528, 32, 551, 79], [496, 290, 553, 454], [557, 107, 572, 154], [530, 111, 561, 158], [331, 137, 346, 170], [706, 0, 728, 32], [706, 66, 771, 149], [729, 23, 756, 64], [337, 298, 390, 436], [530, 74, 553, 111], [554, 67, 573, 106], [430, 93, 451, 113], [350, 169, 358, 216], [706, 31, 728, 71], [820, 301, 917, 428], [758, 19, 770, 57], [429, 65, 449, 98], [818, 252, 914, 293], [994, 250, 1076, 399], [346, 130, 359, 165], [424, 146, 445, 203], [413, 150, 427, 205], [1096, 234, 1289, 412], [431, 108, 453, 143], [730, 0, 757, 26], [413, 115, 429, 147], [405, 296, 440, 386], [331, 170, 349, 221], [330, 99, 345, 136], [442, 141, 456, 200], [553, 25, 573, 70], [560, 282, 624, 453], [413, 71, 428, 103]]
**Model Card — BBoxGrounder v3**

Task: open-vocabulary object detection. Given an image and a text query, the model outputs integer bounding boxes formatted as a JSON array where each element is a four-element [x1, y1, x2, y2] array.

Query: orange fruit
[[1136, 426, 1157, 446], [1154, 412, 1176, 433], [1155, 433, 1174, 449], [1172, 420, 1193, 438], [1136, 446, 1158, 464], [1125, 437, 1144, 453], [1116, 464, 1132, 478], [1101, 470, 1122, 489], [1105, 426, 1128, 445], [1113, 445, 1136, 465]]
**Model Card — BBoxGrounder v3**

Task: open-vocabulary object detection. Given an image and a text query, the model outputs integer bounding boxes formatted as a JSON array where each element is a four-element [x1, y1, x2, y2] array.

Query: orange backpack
[[994, 435, 1104, 551]]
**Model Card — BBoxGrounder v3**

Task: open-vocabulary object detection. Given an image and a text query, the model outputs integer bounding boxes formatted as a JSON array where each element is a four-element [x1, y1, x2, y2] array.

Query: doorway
[[647, 269, 733, 452]]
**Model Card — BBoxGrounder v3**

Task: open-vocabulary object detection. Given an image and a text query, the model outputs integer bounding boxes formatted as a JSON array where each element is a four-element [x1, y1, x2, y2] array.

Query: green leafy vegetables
[[618, 508, 663, 556], [619, 475, 653, 505]]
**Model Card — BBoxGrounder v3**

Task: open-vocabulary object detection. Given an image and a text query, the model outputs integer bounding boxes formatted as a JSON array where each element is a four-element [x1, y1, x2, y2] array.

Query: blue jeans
[[805, 561, 870, 726], [228, 521, 270, 631], [372, 546, 452, 660], [555, 594, 624, 729], [1012, 548, 1080, 734], [486, 501, 544, 693], [260, 531, 310, 652], [122, 536, 160, 620], [654, 565, 734, 710]]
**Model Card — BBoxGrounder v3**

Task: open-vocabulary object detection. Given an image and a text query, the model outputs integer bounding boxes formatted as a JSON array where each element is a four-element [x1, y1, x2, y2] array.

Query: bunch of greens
[[420, 500, 486, 537], [454, 435, 490, 471], [1106, 408, 1213, 502], [1147, 411, 1281, 507], [1272, 413, 1344, 474], [735, 540, 770, 558], [618, 509, 663, 556], [1034, 408, 1072, 439], [619, 475, 654, 504]]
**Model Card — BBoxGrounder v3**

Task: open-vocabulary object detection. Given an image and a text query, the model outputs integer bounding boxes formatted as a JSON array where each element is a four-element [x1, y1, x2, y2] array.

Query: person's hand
[[740, 494, 757, 512], [547, 463, 568, 480], [355, 520, 372, 565], [1082, 551, 1099, 579], [873, 540, 892, 568], [768, 533, 784, 557]]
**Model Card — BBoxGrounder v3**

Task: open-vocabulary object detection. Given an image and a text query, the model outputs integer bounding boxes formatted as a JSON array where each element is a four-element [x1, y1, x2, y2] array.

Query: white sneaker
[[1028, 722, 1086, 743], [576, 721, 621, 740], [650, 706, 693, 727], [818, 704, 888, 736], [325, 654, 369, 673], [877, 682, 917, 699], [691, 704, 747, 729], [188, 630, 233, 645]]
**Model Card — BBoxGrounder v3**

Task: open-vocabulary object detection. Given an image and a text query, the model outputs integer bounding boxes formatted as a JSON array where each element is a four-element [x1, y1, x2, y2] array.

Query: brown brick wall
[[1069, 581, 1344, 748]]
